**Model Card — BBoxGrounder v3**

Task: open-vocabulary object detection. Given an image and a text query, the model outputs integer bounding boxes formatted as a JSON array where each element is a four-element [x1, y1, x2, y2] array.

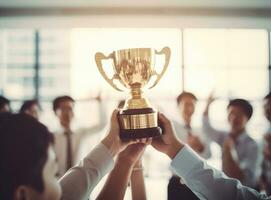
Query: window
[[183, 29, 269, 139]]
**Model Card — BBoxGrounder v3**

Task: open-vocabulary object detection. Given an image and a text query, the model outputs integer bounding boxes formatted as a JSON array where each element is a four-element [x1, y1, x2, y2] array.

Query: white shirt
[[54, 103, 107, 176], [202, 115, 259, 188], [173, 120, 211, 159], [59, 143, 114, 200], [171, 145, 270, 200]]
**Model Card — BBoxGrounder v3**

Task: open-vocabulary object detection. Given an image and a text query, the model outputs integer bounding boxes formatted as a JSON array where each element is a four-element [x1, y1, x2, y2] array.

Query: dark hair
[[19, 99, 40, 113], [53, 95, 75, 113], [227, 99, 253, 120], [264, 92, 271, 100], [176, 92, 197, 105], [0, 113, 54, 200], [0, 96, 10, 111]]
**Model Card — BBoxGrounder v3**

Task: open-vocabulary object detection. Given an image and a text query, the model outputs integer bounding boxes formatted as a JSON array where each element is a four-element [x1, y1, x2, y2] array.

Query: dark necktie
[[185, 124, 192, 136], [65, 131, 73, 171]]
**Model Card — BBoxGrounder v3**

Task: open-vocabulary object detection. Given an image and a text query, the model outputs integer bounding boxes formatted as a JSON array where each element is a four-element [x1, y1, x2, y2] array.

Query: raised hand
[[101, 110, 139, 157], [204, 92, 216, 116], [118, 138, 152, 166], [151, 112, 184, 159]]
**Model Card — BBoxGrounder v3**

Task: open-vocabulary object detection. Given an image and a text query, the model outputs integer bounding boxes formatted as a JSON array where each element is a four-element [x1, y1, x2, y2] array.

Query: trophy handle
[[149, 47, 171, 89], [95, 52, 123, 91]]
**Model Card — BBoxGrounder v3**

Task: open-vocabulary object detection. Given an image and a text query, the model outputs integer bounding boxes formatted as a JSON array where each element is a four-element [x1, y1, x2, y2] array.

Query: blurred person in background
[[52, 94, 107, 176], [203, 94, 259, 189], [260, 92, 271, 195], [19, 99, 41, 120], [0, 95, 11, 113], [168, 91, 211, 200]]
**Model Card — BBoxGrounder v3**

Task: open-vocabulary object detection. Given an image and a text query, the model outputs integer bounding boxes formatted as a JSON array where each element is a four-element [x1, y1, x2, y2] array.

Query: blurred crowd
[[0, 91, 271, 199]]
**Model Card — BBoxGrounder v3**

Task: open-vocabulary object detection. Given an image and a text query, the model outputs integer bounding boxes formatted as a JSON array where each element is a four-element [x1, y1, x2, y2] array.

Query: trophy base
[[119, 108, 162, 139], [120, 127, 162, 139]]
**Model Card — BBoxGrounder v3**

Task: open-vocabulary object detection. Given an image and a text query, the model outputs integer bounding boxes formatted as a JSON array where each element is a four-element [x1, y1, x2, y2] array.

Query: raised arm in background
[[202, 93, 226, 144]]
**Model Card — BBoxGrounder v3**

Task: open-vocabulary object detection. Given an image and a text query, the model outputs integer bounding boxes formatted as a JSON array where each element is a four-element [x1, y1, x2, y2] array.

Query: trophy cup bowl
[[95, 47, 171, 139]]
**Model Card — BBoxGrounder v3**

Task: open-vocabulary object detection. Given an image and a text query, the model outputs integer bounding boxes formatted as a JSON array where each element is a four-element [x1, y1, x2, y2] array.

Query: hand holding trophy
[[95, 47, 171, 139]]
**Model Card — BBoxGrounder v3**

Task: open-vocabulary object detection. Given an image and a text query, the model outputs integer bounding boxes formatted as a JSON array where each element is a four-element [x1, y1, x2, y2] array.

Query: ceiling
[[0, 0, 271, 9]]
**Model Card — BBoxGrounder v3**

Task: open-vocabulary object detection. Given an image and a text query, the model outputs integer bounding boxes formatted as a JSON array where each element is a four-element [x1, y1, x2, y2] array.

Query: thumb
[[121, 139, 140, 150], [158, 112, 172, 130], [110, 109, 120, 134]]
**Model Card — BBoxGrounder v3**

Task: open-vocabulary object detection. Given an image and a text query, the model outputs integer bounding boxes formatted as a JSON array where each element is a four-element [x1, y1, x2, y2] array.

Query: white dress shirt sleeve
[[170, 145, 271, 200], [59, 143, 114, 200]]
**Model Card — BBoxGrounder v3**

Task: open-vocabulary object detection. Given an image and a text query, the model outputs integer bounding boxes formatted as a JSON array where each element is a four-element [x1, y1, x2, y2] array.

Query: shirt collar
[[179, 117, 193, 129], [56, 123, 75, 134]]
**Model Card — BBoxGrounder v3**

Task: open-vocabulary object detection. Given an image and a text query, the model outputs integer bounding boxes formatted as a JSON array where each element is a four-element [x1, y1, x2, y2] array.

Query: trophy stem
[[131, 85, 142, 99], [125, 84, 151, 109]]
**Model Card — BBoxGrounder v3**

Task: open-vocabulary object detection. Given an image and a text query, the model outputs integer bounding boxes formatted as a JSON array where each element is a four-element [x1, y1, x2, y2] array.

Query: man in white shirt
[[53, 95, 107, 176], [202, 96, 259, 189], [169, 92, 211, 200]]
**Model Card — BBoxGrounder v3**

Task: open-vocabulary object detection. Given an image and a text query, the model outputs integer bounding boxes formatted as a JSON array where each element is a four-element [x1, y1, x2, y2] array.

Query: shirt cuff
[[82, 143, 115, 176], [170, 145, 203, 179]]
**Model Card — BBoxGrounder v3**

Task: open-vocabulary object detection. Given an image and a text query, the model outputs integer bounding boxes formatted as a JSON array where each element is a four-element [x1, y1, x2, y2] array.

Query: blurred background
[[1, 0, 271, 199]]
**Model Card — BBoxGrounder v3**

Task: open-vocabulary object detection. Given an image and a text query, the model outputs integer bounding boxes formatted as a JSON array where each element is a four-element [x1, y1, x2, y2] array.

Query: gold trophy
[[95, 47, 171, 139]]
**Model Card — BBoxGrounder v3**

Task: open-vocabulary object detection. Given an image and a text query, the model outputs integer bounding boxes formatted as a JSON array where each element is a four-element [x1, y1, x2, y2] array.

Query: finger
[[146, 138, 152, 145], [158, 112, 170, 122], [151, 137, 164, 150], [111, 109, 118, 120], [110, 109, 120, 132], [158, 112, 172, 129], [140, 138, 147, 143], [123, 139, 138, 147]]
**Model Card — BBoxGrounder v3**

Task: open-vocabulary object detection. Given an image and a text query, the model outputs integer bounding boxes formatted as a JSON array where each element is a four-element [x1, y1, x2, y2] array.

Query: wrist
[[101, 134, 119, 157], [116, 156, 135, 167], [132, 166, 144, 173], [114, 160, 134, 172], [134, 159, 142, 168], [166, 140, 184, 159], [222, 149, 233, 159]]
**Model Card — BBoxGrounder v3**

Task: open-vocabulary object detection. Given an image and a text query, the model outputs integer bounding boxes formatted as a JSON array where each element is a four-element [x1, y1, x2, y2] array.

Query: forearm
[[131, 164, 147, 200], [101, 136, 120, 157], [202, 115, 224, 144], [203, 104, 210, 116], [59, 143, 114, 200], [171, 145, 268, 200], [222, 151, 244, 181], [97, 161, 133, 200]]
